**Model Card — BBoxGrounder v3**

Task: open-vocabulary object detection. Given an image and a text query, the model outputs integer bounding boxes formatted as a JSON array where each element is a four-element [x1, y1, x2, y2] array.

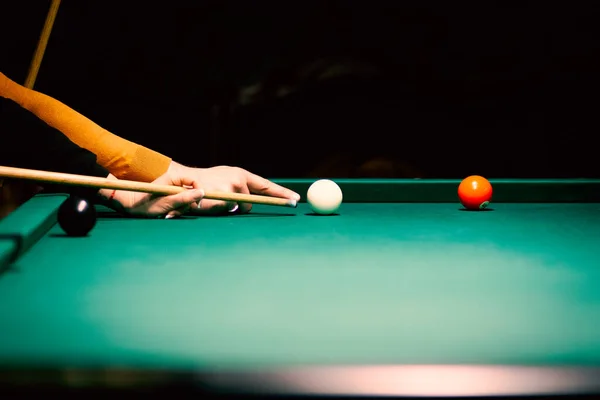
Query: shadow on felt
[[304, 212, 340, 216]]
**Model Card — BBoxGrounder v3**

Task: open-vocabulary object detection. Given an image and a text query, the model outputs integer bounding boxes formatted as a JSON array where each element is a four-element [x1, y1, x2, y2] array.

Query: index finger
[[246, 172, 301, 200]]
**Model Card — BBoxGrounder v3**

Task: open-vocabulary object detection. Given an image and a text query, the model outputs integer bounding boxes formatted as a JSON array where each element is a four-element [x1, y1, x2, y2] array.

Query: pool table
[[1, 179, 600, 397]]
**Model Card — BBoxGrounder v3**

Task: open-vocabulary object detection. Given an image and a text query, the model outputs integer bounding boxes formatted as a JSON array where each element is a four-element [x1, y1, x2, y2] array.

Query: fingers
[[190, 169, 296, 215], [191, 183, 242, 215], [146, 188, 204, 217], [167, 188, 205, 210], [160, 172, 203, 190], [192, 198, 237, 215], [190, 175, 245, 215], [161, 202, 195, 220], [245, 171, 301, 200], [165, 209, 182, 219], [236, 184, 252, 214]]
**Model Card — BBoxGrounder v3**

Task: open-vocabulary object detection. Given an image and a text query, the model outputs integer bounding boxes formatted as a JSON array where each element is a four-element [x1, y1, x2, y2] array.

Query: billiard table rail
[[0, 194, 66, 272], [273, 179, 600, 203]]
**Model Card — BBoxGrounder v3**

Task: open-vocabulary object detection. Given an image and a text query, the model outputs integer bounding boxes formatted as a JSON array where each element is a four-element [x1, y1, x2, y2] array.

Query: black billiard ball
[[57, 196, 97, 237]]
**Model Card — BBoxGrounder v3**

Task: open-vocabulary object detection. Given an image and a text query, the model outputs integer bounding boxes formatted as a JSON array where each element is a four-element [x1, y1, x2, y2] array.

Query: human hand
[[101, 172, 205, 219], [167, 162, 301, 215]]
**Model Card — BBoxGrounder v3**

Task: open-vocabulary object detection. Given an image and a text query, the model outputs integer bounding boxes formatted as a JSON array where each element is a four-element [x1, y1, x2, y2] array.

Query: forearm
[[0, 97, 111, 199], [0, 72, 172, 182]]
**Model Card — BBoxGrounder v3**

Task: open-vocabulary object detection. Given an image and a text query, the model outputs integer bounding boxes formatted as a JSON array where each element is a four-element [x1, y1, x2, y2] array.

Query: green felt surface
[[1, 194, 600, 370]]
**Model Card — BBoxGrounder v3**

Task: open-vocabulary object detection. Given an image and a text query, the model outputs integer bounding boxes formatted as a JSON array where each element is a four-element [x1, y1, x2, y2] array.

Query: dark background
[[2, 1, 599, 179]]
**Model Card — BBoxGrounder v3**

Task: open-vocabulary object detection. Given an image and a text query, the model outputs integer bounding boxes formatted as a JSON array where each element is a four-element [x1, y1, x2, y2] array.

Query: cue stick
[[24, 0, 62, 89], [0, 166, 298, 208]]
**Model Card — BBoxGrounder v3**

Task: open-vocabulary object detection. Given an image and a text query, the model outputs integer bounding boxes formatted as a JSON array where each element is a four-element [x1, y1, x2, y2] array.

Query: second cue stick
[[0, 166, 297, 208], [24, 0, 62, 89]]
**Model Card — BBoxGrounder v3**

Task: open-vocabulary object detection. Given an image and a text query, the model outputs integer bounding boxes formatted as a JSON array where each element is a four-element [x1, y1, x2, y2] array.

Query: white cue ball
[[307, 179, 343, 215]]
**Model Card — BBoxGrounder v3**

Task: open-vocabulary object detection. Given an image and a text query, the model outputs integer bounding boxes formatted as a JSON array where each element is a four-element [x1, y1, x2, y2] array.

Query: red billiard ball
[[458, 175, 493, 210]]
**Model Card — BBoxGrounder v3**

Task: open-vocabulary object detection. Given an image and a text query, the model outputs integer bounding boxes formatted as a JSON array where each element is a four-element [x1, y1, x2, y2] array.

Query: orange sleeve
[[0, 72, 171, 182]]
